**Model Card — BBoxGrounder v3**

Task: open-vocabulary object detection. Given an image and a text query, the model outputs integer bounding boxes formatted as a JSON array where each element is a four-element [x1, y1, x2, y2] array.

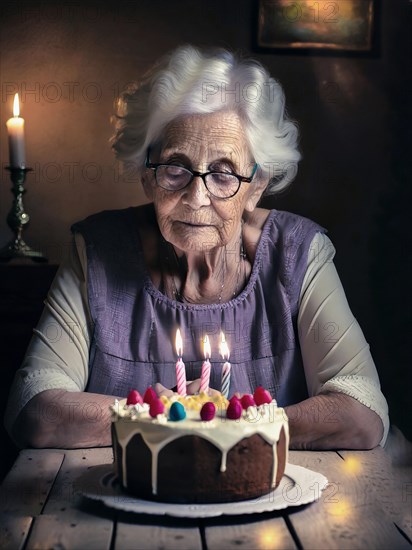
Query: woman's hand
[[154, 383, 175, 398], [154, 379, 221, 398]]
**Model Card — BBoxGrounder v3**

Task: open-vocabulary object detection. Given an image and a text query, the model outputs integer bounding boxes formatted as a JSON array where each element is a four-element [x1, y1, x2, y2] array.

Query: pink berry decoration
[[241, 394, 256, 410], [229, 394, 240, 403], [143, 387, 157, 405], [149, 398, 165, 418], [226, 399, 242, 420], [200, 402, 216, 421], [126, 389, 143, 406], [253, 386, 272, 406]]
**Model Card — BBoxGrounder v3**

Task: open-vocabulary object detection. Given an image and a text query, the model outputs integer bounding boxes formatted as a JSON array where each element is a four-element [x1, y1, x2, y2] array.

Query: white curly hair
[[111, 44, 301, 195]]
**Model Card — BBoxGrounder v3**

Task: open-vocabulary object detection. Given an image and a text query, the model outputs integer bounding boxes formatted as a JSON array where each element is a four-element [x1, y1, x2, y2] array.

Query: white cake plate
[[75, 463, 328, 518]]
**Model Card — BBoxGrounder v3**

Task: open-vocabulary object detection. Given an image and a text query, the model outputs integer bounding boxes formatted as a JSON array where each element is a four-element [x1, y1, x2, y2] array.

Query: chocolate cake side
[[113, 424, 287, 504]]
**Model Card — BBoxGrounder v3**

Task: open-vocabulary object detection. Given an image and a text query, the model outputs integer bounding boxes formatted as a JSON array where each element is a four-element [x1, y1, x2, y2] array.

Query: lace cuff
[[319, 375, 389, 447]]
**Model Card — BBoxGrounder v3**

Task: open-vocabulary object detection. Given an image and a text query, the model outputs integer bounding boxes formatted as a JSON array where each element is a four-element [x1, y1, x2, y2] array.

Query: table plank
[[26, 448, 114, 550], [41, 447, 113, 514], [0, 449, 64, 516], [204, 517, 296, 550], [288, 451, 410, 549], [26, 514, 113, 550], [0, 516, 32, 550], [0, 449, 64, 550], [115, 523, 203, 550], [339, 447, 412, 542]]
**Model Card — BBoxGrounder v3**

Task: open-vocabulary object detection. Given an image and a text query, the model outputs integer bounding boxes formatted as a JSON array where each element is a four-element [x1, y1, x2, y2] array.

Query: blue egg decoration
[[169, 401, 186, 422]]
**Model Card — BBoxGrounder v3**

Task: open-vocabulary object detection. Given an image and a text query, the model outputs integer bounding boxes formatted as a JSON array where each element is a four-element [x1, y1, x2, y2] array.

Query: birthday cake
[[110, 387, 289, 504]]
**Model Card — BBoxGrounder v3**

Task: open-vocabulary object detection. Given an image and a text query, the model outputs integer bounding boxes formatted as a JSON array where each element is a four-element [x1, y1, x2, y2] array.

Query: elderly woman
[[5, 45, 388, 450]]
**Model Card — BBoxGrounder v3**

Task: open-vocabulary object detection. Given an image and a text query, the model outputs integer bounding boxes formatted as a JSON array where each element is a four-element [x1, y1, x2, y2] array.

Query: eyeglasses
[[145, 149, 258, 199]]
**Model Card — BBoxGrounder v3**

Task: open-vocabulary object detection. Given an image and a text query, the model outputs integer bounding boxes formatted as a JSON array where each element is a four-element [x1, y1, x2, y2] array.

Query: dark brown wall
[[1, 0, 410, 437]]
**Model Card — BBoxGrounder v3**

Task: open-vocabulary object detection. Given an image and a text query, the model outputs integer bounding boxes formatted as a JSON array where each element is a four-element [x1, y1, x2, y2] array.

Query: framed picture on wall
[[256, 0, 376, 52]]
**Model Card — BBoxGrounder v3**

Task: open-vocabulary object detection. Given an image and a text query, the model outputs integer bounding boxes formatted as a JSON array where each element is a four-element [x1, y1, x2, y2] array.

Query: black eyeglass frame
[[145, 148, 258, 199]]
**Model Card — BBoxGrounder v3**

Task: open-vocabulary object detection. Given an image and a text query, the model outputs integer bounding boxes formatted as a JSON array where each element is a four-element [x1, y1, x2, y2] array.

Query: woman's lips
[[177, 221, 211, 227]]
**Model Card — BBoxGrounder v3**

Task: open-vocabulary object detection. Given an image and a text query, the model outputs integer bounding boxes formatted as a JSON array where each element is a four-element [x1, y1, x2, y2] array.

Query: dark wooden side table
[[0, 262, 59, 481]]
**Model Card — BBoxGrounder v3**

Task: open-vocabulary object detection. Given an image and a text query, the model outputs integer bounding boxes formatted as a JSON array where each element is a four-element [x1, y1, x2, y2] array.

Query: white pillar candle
[[6, 93, 26, 168]]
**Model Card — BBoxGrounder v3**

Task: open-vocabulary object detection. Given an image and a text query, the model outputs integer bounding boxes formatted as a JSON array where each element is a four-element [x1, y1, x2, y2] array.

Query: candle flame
[[219, 332, 230, 360], [203, 334, 211, 359], [13, 93, 20, 117], [175, 328, 183, 357]]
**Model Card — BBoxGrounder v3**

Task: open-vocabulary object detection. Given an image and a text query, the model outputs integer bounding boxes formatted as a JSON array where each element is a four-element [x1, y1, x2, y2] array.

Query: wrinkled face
[[142, 111, 265, 252]]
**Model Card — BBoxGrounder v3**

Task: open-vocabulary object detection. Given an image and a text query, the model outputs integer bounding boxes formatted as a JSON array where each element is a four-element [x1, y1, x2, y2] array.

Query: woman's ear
[[244, 175, 267, 212]]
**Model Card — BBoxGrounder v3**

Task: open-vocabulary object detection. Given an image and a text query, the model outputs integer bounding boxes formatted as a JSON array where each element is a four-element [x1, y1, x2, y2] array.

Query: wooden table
[[0, 445, 410, 549]]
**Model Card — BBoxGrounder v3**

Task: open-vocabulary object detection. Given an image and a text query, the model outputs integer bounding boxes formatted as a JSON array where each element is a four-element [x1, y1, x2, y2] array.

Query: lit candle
[[220, 332, 231, 398], [6, 93, 26, 168], [200, 334, 211, 394], [175, 329, 186, 396]]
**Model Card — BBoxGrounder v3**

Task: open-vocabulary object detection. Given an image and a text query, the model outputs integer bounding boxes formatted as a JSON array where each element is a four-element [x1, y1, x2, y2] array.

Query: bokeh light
[[342, 455, 362, 475], [258, 525, 284, 549]]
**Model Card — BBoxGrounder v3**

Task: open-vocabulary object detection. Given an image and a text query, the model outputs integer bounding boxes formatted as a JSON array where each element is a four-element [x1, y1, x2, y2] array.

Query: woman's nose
[[181, 176, 211, 208]]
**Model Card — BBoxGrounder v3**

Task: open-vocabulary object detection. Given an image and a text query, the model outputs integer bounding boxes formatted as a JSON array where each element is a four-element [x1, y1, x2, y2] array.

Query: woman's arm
[[294, 232, 389, 449], [13, 380, 219, 449], [285, 392, 383, 450], [11, 389, 119, 449]]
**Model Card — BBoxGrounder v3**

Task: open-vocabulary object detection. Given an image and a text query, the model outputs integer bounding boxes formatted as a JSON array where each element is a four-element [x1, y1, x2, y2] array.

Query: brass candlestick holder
[[0, 167, 47, 262]]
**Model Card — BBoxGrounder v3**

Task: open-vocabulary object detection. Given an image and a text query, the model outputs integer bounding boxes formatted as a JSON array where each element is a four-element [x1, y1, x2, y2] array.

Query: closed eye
[[210, 172, 237, 183], [209, 163, 234, 173], [164, 165, 187, 175]]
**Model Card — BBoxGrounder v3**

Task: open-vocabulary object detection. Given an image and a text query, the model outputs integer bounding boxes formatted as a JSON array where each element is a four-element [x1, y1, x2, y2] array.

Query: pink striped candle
[[175, 329, 186, 396], [219, 332, 231, 398], [200, 334, 211, 394]]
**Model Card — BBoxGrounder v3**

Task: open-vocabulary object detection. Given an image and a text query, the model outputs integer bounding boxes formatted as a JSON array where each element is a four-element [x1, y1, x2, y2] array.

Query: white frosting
[[111, 398, 289, 496]]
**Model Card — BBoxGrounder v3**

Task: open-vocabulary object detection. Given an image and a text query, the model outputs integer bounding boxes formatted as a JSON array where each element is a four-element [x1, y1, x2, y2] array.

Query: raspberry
[[143, 387, 157, 405], [226, 400, 242, 420], [253, 386, 272, 406], [126, 389, 143, 406], [240, 394, 256, 409], [149, 398, 165, 418]]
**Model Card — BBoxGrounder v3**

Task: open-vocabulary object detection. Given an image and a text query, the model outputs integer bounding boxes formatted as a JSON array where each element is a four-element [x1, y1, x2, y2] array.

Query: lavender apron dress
[[72, 204, 325, 406]]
